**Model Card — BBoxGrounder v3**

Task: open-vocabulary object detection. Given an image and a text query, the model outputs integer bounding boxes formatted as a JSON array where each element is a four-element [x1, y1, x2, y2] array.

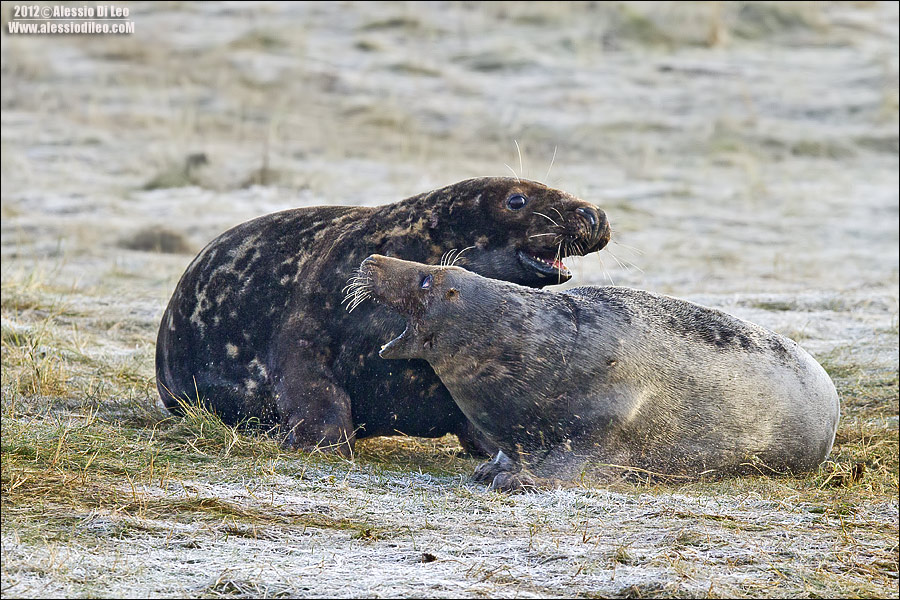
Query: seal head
[[355, 255, 480, 362], [434, 179, 610, 287]]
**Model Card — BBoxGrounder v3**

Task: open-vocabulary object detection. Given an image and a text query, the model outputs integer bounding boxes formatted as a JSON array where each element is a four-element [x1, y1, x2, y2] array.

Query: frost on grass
[[2, 1, 899, 598], [2, 395, 897, 598]]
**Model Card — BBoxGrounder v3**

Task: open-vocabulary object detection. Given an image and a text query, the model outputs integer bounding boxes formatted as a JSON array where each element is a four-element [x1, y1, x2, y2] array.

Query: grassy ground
[[2, 1, 898, 597], [1, 216, 897, 598]]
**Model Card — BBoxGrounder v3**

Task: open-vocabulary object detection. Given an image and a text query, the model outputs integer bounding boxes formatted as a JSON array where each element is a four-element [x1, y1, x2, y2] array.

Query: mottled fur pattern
[[361, 256, 840, 491], [156, 178, 610, 456]]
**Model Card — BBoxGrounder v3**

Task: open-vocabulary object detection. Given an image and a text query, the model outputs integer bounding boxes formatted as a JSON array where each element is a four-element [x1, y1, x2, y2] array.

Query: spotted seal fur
[[358, 255, 840, 490], [156, 177, 610, 455]]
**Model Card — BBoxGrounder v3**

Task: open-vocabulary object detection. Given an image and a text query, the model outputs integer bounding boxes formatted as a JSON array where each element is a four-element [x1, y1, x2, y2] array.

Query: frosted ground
[[1, 2, 898, 597]]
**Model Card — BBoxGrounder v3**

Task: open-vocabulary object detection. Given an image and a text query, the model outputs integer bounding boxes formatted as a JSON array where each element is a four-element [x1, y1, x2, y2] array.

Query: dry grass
[[2, 1, 898, 597], [2, 326, 896, 596], [4, 268, 892, 595]]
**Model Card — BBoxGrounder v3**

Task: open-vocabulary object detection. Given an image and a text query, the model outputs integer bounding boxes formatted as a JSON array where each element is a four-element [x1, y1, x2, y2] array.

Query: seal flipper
[[476, 444, 586, 492], [472, 449, 541, 493], [271, 339, 355, 457], [473, 449, 520, 483], [489, 471, 573, 493], [490, 471, 537, 493]]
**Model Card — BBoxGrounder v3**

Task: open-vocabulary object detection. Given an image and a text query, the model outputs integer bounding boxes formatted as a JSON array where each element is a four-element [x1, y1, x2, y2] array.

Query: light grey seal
[[356, 255, 840, 491]]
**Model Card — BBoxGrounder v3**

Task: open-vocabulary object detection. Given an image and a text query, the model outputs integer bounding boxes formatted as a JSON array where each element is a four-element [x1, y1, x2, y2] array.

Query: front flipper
[[489, 471, 538, 493], [473, 450, 519, 484], [272, 341, 355, 457], [477, 443, 583, 492], [473, 450, 539, 492]]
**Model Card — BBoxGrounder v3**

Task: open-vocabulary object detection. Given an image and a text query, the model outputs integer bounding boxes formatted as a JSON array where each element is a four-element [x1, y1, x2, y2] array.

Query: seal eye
[[506, 194, 527, 211], [420, 274, 433, 290]]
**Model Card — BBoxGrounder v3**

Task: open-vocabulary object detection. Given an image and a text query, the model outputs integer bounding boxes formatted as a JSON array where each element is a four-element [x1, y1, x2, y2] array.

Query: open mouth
[[379, 321, 411, 358], [517, 249, 572, 280]]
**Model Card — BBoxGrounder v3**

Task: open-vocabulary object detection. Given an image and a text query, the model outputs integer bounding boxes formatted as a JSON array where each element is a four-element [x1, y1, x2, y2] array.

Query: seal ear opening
[[379, 322, 421, 360]]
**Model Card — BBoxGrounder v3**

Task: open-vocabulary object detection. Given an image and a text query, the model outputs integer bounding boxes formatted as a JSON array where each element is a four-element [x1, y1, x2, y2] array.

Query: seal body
[[360, 256, 840, 489], [155, 178, 610, 455]]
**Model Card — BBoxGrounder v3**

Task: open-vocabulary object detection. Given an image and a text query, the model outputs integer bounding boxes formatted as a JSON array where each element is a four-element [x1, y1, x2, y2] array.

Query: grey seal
[[357, 255, 840, 490]]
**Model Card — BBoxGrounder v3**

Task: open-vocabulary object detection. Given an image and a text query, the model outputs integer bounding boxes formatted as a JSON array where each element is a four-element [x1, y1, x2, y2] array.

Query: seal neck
[[364, 190, 474, 263]]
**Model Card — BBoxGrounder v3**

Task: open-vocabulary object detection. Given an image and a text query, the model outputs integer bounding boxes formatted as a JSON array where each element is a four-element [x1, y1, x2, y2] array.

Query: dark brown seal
[[155, 177, 610, 456], [358, 256, 840, 490]]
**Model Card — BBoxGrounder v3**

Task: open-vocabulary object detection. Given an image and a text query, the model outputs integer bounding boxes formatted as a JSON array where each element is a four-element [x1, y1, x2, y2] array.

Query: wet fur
[[362, 257, 841, 490]]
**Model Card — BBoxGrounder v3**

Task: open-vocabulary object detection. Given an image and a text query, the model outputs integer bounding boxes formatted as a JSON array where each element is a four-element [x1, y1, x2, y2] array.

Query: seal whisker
[[341, 277, 370, 296], [346, 288, 372, 313], [533, 212, 561, 228], [342, 271, 372, 311], [342, 290, 360, 308], [504, 163, 520, 183], [550, 206, 565, 223], [450, 245, 476, 267], [515, 139, 525, 180], [341, 284, 360, 301], [566, 238, 583, 260], [555, 239, 565, 284], [343, 285, 368, 303], [570, 240, 583, 269], [445, 249, 460, 267], [440, 248, 458, 267], [611, 240, 645, 256], [544, 145, 558, 183], [607, 248, 644, 275], [341, 278, 368, 293], [620, 258, 644, 274], [529, 233, 558, 239], [607, 250, 627, 271], [595, 253, 615, 285]]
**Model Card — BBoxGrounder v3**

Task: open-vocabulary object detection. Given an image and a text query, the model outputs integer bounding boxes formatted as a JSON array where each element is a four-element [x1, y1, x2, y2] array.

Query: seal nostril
[[576, 207, 598, 228]]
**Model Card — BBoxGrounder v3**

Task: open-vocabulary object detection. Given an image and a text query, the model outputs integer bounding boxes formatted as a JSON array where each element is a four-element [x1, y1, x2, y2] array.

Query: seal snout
[[575, 204, 610, 253], [355, 254, 386, 300], [576, 206, 599, 228], [345, 254, 412, 313]]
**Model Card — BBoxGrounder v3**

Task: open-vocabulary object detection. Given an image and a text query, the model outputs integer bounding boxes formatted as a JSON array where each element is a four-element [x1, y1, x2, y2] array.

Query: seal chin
[[379, 335, 403, 359], [379, 322, 416, 360], [516, 250, 572, 282]]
